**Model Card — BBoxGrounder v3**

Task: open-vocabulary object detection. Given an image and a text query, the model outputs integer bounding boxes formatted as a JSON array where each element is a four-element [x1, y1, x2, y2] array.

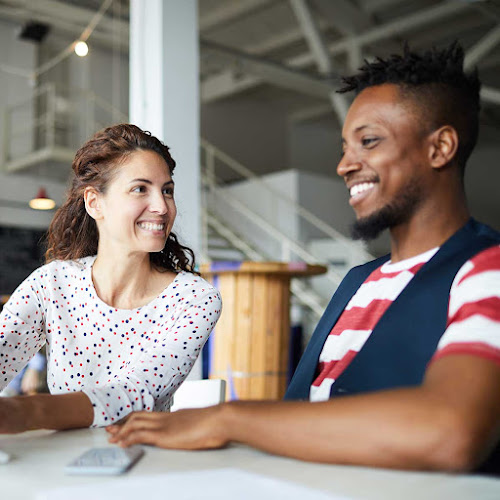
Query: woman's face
[[90, 149, 177, 257]]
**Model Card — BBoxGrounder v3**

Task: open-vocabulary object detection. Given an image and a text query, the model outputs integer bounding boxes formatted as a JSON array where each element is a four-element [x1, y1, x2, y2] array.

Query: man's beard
[[350, 180, 424, 241]]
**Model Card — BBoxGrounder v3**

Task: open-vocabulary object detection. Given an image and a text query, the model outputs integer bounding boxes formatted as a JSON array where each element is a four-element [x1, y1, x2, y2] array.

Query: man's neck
[[389, 200, 470, 263]]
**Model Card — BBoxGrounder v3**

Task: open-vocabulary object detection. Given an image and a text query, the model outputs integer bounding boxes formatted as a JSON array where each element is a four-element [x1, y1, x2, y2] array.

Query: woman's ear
[[428, 125, 459, 170], [84, 187, 102, 220]]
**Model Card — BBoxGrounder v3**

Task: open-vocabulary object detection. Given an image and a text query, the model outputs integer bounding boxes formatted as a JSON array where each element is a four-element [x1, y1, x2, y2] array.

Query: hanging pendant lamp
[[29, 187, 56, 210]]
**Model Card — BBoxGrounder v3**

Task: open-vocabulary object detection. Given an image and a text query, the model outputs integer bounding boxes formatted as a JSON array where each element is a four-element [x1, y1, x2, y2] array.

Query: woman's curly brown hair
[[45, 123, 196, 273]]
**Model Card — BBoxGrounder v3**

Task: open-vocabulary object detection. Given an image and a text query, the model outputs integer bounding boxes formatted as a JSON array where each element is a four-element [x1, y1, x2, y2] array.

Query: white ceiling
[[0, 0, 499, 121]]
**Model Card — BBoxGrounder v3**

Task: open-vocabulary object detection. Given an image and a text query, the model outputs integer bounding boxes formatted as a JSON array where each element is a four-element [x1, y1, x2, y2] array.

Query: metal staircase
[[200, 140, 374, 318]]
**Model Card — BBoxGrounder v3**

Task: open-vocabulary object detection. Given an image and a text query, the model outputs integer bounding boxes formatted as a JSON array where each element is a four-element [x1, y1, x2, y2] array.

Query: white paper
[[36, 468, 351, 500]]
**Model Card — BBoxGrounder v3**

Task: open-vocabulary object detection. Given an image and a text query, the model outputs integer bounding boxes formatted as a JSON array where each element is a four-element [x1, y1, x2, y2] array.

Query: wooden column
[[201, 262, 326, 400]]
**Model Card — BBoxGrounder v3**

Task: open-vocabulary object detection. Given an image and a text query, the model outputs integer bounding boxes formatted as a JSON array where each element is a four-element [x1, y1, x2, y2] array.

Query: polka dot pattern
[[0, 256, 222, 427]]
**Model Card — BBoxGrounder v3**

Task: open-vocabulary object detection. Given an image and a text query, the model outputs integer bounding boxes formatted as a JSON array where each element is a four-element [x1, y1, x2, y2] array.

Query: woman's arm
[[0, 392, 93, 433], [0, 271, 46, 391], [82, 286, 222, 427]]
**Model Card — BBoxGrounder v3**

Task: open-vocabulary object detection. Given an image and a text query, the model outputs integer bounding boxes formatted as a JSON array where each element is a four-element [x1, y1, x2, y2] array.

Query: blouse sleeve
[[0, 270, 46, 389], [82, 286, 222, 427]]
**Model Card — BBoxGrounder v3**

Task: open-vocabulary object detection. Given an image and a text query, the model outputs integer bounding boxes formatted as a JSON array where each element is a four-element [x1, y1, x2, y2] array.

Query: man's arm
[[107, 354, 500, 472]]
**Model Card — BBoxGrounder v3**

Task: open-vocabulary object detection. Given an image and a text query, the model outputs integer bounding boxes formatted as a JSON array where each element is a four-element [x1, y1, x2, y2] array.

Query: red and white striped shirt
[[310, 244, 500, 402]]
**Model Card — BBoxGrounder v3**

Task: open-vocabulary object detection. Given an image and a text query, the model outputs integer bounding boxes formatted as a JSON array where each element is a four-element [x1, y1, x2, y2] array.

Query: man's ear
[[84, 186, 102, 220], [428, 125, 459, 170]]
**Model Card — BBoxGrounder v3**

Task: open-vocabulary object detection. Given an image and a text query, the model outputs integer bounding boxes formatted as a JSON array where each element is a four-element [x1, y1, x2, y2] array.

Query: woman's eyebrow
[[129, 178, 152, 184], [128, 179, 174, 186]]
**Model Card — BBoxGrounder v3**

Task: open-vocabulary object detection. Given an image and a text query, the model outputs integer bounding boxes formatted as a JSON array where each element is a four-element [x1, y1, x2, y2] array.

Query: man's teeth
[[350, 182, 375, 197], [138, 222, 165, 231]]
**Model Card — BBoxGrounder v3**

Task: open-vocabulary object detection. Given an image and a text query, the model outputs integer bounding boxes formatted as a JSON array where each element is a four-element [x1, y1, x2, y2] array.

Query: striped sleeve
[[432, 244, 500, 365]]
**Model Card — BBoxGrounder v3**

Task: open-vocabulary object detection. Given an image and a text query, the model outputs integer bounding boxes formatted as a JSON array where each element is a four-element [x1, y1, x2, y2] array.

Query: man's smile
[[347, 180, 378, 207]]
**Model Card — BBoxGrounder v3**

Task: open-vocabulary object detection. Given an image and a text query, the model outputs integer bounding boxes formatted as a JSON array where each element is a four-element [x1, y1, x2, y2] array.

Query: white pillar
[[130, 0, 202, 379], [129, 0, 200, 257]]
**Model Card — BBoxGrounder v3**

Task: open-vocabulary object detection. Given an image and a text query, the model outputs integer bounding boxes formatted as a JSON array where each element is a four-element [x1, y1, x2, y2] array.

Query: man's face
[[337, 84, 431, 240]]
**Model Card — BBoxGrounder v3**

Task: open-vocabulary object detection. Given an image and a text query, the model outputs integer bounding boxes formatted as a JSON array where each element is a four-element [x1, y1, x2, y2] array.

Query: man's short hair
[[339, 42, 481, 173]]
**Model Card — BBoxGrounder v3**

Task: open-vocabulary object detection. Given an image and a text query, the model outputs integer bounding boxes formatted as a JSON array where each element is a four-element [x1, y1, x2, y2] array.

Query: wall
[[210, 170, 301, 260], [288, 116, 341, 176], [201, 95, 288, 178], [0, 173, 67, 229], [465, 127, 500, 231]]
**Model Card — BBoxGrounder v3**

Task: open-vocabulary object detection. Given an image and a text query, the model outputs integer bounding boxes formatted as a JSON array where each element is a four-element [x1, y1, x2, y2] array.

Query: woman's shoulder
[[174, 271, 218, 291], [163, 271, 221, 304], [30, 256, 96, 282]]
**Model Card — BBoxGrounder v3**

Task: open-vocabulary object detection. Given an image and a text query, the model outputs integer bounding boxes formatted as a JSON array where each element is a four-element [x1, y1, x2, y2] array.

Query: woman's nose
[[149, 192, 168, 215]]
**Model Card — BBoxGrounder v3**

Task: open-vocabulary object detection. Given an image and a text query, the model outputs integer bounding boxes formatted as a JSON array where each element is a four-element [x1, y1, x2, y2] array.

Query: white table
[[0, 428, 498, 500]]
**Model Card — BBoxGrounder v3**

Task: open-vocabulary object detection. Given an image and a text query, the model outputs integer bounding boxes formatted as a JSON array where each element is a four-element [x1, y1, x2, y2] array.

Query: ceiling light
[[29, 187, 56, 210], [74, 41, 89, 57]]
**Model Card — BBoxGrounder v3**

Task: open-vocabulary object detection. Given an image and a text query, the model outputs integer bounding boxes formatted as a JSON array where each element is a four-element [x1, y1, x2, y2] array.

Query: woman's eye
[[132, 186, 146, 193], [163, 187, 174, 197]]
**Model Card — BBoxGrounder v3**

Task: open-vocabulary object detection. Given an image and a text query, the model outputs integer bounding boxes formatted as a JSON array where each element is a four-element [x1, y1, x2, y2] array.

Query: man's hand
[[106, 405, 228, 450]]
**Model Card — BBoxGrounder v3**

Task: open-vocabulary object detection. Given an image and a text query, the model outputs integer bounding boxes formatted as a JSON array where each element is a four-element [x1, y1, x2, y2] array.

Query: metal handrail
[[201, 138, 373, 263], [201, 172, 345, 288], [3, 83, 129, 169], [205, 209, 327, 316]]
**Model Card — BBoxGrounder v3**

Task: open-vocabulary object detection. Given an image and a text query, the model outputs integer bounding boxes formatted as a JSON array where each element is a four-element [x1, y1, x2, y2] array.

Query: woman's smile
[[137, 220, 167, 237]]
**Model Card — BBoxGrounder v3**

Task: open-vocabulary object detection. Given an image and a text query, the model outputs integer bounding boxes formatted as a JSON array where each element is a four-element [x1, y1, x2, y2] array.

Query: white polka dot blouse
[[0, 256, 222, 426]]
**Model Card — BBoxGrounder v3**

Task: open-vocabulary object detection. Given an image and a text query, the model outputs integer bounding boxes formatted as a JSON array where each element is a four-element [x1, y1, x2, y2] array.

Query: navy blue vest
[[285, 219, 500, 472]]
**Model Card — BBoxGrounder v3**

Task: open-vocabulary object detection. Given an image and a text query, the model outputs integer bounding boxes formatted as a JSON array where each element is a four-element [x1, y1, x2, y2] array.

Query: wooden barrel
[[200, 262, 327, 400]]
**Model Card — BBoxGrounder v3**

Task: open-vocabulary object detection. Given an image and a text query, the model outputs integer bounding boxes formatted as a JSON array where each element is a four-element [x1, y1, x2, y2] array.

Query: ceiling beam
[[291, 0, 473, 67], [200, 39, 336, 99], [199, 0, 274, 32], [481, 86, 500, 106], [464, 23, 500, 70], [289, 0, 331, 73], [200, 19, 327, 102], [0, 0, 128, 49], [310, 0, 372, 36], [202, 1, 473, 102], [289, 0, 348, 122], [357, 0, 408, 15], [201, 71, 262, 102]]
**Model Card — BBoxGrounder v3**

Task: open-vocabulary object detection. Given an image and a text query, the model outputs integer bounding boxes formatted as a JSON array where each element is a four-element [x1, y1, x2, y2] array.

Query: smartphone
[[65, 446, 144, 475]]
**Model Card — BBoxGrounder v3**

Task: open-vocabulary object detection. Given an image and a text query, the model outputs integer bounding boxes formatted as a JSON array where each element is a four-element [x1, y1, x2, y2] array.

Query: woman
[[0, 124, 221, 432]]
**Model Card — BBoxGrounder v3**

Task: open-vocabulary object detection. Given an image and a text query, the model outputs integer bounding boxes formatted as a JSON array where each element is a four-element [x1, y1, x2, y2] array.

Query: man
[[107, 43, 500, 472]]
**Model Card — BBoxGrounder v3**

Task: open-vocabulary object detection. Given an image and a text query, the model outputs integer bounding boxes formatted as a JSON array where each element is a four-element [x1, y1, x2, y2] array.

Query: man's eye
[[362, 137, 378, 147]]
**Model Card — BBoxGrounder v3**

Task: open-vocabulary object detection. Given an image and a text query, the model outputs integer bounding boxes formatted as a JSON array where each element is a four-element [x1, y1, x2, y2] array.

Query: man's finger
[[116, 429, 161, 448], [108, 416, 170, 442]]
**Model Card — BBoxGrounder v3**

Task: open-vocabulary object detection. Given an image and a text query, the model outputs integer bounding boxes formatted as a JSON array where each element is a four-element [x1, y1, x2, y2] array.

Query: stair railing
[[201, 139, 373, 264], [3, 83, 128, 170], [200, 140, 373, 299]]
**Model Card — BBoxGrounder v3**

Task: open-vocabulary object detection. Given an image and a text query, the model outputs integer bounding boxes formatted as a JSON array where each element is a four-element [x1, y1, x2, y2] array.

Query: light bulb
[[29, 187, 56, 210], [74, 41, 89, 57], [29, 198, 56, 210]]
